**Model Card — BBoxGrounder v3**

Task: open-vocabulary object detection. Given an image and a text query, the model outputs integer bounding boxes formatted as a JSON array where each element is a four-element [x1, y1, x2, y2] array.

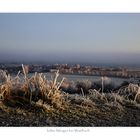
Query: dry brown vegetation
[[0, 65, 140, 126]]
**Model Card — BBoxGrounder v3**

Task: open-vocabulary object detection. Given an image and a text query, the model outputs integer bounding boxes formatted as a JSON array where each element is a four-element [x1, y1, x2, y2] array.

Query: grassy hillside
[[0, 65, 140, 126]]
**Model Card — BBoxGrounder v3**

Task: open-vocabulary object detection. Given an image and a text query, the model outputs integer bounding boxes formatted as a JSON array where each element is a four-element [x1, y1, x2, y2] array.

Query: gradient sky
[[0, 13, 140, 66]]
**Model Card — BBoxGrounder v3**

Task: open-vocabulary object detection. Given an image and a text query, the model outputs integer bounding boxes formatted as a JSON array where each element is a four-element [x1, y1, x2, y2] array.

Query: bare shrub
[[76, 80, 92, 94], [61, 80, 76, 94]]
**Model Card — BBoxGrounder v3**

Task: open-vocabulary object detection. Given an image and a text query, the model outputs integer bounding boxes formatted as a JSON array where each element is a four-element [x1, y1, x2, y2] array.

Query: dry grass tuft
[[0, 65, 65, 108], [118, 83, 140, 103]]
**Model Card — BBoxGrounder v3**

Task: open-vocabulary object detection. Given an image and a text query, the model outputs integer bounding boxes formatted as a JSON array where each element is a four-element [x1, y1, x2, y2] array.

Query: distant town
[[0, 63, 140, 78]]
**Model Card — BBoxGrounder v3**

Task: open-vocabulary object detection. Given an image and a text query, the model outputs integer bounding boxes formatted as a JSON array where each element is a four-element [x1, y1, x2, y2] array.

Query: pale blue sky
[[0, 13, 140, 65]]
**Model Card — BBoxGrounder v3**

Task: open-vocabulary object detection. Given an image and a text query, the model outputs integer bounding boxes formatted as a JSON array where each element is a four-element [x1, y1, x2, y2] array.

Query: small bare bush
[[76, 80, 92, 94]]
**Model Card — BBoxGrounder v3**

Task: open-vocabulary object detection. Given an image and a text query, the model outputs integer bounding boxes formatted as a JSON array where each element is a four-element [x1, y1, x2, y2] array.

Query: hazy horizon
[[0, 13, 140, 67]]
